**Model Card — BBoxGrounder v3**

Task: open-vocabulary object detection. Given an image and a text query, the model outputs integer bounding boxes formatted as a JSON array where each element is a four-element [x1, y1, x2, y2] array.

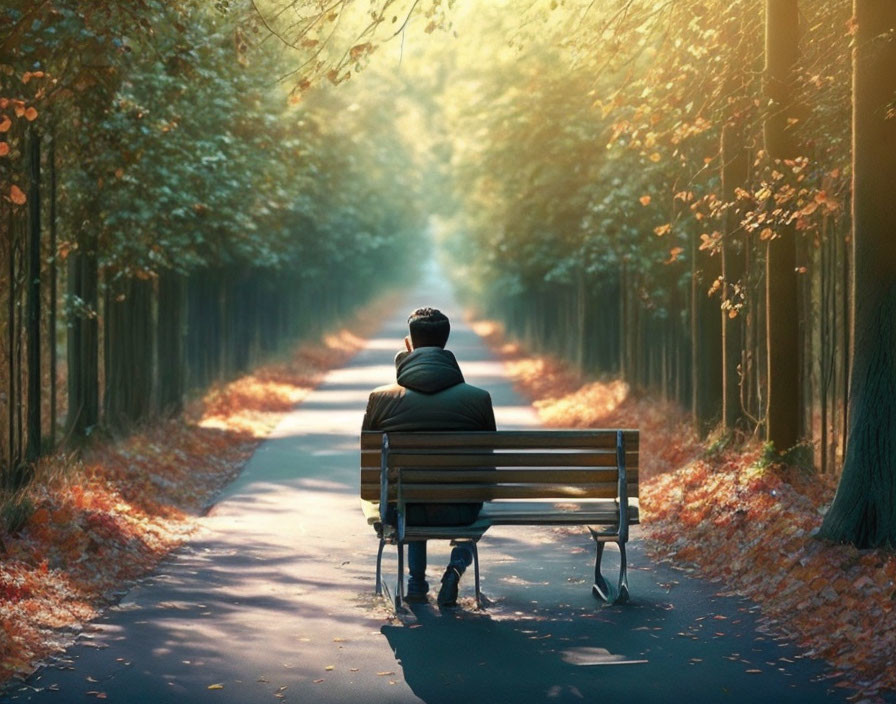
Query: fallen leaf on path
[[377, 671, 395, 676], [208, 683, 224, 689]]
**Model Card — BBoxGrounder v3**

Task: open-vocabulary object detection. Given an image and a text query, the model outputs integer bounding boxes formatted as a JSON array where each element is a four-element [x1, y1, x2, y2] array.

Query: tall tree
[[25, 129, 41, 462], [763, 0, 802, 450], [720, 8, 751, 432], [65, 223, 99, 441], [819, 0, 896, 548], [691, 226, 723, 436]]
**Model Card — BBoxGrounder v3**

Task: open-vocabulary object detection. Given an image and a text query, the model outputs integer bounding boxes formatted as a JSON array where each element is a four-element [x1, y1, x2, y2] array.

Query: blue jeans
[[407, 542, 474, 595]]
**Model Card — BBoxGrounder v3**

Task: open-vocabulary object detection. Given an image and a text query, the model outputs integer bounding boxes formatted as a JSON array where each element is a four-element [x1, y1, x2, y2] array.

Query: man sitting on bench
[[362, 307, 496, 606]]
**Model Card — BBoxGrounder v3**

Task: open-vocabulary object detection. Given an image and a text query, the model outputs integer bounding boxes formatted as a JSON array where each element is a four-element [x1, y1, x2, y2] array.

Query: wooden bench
[[360, 429, 639, 610]]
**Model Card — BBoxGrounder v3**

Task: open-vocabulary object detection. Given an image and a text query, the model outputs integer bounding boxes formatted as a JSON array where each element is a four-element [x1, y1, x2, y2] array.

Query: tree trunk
[[763, 0, 802, 450], [819, 0, 896, 548], [691, 227, 723, 436], [6, 207, 18, 482], [156, 269, 185, 415], [25, 129, 41, 463], [66, 227, 99, 441], [48, 127, 58, 445], [721, 122, 749, 432], [104, 277, 153, 431]]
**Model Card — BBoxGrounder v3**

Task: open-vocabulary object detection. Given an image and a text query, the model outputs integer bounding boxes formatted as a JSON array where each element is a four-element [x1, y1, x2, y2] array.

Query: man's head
[[407, 307, 450, 349]]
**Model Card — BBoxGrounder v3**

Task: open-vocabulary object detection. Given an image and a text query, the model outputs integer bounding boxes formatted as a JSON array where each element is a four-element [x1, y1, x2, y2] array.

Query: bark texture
[[763, 0, 802, 450]]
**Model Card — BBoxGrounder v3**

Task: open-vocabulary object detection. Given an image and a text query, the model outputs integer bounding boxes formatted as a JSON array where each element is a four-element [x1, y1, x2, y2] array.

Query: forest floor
[[468, 317, 895, 704], [0, 292, 399, 687]]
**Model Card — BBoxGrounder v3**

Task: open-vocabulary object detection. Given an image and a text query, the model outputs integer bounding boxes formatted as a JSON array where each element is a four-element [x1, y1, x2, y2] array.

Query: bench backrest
[[360, 430, 639, 504]]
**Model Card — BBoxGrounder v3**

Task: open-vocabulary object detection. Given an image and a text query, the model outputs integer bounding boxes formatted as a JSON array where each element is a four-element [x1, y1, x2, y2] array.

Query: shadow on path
[[383, 540, 851, 704]]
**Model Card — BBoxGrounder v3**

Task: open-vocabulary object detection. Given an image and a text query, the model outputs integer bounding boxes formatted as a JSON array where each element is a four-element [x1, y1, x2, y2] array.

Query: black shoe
[[405, 590, 428, 604], [437, 566, 461, 607]]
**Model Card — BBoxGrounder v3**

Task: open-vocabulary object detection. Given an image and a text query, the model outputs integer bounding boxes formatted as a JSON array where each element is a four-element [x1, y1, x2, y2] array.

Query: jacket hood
[[396, 347, 464, 394]]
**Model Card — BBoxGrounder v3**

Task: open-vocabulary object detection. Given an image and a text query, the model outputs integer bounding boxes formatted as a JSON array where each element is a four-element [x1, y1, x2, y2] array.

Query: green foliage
[[0, 491, 34, 534], [702, 427, 734, 460], [752, 441, 816, 477], [1, 0, 425, 291]]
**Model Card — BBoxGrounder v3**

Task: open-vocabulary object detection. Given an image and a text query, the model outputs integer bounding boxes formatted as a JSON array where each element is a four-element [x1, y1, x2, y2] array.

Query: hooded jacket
[[362, 347, 496, 433], [362, 346, 496, 526]]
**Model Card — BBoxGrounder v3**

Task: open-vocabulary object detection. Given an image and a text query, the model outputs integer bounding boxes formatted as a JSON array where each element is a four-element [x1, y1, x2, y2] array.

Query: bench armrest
[[379, 433, 391, 525], [616, 430, 629, 543]]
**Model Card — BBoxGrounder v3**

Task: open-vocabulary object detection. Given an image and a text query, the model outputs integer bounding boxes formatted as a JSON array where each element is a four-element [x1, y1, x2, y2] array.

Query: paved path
[[3, 272, 855, 703]]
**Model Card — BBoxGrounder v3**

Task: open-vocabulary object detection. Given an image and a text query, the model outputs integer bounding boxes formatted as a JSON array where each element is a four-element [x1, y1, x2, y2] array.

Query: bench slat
[[382, 451, 639, 468], [361, 430, 639, 451], [395, 483, 624, 500], [360, 471, 640, 501], [361, 452, 639, 470], [481, 502, 639, 526], [360, 483, 640, 502], [399, 502, 640, 532], [396, 468, 627, 483], [361, 468, 641, 482], [361, 499, 640, 527]]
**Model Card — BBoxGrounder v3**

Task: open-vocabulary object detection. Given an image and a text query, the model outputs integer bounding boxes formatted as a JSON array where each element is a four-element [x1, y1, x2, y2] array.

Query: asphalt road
[[2, 271, 856, 704]]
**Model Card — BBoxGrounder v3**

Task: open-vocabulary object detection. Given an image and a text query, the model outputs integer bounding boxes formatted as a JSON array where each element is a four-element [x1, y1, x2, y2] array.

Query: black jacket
[[362, 347, 496, 433], [362, 346, 496, 525]]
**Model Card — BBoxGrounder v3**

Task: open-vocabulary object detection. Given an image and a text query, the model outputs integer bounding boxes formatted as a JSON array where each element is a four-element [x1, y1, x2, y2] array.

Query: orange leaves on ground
[[0, 142, 9, 157]]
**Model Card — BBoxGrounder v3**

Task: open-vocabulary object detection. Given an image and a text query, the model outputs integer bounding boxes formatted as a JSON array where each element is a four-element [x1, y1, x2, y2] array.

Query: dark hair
[[408, 307, 450, 348]]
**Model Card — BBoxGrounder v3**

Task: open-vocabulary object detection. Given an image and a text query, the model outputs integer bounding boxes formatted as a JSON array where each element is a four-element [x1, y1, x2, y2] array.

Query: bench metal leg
[[395, 542, 405, 610], [592, 540, 611, 601], [617, 541, 630, 604], [375, 538, 386, 596], [590, 533, 630, 605], [471, 541, 482, 609]]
